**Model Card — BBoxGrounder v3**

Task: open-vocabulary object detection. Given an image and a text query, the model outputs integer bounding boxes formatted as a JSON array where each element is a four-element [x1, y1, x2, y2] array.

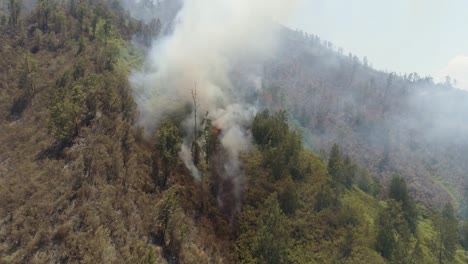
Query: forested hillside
[[261, 28, 468, 210], [0, 0, 467, 263]]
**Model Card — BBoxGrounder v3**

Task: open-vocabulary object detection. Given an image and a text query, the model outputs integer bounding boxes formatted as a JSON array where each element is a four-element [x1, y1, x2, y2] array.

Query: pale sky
[[285, 0, 468, 89]]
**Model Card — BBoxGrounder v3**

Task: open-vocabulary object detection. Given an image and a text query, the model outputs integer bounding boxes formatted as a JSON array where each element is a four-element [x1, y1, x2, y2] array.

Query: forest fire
[[212, 126, 221, 136]]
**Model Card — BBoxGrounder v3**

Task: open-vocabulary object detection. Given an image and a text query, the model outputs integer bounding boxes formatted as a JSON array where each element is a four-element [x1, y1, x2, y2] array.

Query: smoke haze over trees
[[0, 0, 467, 263]]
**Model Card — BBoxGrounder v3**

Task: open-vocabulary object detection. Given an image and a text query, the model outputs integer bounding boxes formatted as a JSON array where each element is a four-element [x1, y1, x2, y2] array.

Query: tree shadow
[[10, 96, 29, 117], [36, 142, 68, 160]]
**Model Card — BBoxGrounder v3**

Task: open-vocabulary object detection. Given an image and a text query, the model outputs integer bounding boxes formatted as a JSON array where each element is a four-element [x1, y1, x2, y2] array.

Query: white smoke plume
[[130, 0, 298, 184]]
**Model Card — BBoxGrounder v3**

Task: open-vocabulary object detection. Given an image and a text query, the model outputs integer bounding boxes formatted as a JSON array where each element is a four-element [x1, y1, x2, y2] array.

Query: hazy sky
[[285, 0, 468, 89]]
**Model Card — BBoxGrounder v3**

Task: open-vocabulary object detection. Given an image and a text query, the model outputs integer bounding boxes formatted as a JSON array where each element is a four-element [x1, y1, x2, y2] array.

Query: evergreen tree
[[340, 228, 354, 259], [376, 204, 397, 259], [389, 175, 418, 234], [51, 7, 66, 34], [156, 119, 182, 189], [255, 194, 291, 264], [18, 55, 37, 98], [461, 220, 468, 250], [8, 0, 21, 25], [252, 110, 303, 181], [237, 193, 292, 264], [277, 176, 299, 215], [12, 54, 38, 115], [342, 155, 356, 188], [49, 74, 86, 145], [375, 200, 411, 261], [411, 240, 426, 264], [313, 179, 339, 211], [327, 143, 343, 183], [252, 109, 288, 147], [461, 185, 468, 219], [434, 203, 459, 263], [191, 140, 200, 166], [156, 188, 189, 260], [202, 115, 219, 165], [36, 0, 52, 30]]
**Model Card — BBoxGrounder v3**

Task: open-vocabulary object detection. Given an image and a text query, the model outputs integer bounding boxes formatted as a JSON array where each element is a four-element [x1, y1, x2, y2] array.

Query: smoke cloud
[[438, 54, 468, 91], [130, 0, 298, 204]]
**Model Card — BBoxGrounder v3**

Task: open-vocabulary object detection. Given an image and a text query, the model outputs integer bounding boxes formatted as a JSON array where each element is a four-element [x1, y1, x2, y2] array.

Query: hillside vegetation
[[261, 28, 468, 210], [0, 1, 467, 263]]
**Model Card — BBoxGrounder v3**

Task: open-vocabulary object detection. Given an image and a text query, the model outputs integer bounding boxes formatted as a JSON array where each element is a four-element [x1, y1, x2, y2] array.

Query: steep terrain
[[0, 1, 235, 263], [0, 1, 467, 264], [260, 28, 468, 209]]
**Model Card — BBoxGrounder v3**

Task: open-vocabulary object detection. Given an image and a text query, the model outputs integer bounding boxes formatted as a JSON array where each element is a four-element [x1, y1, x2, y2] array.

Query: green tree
[[33, 28, 43, 48], [356, 165, 372, 192], [314, 179, 340, 211], [12, 55, 38, 115], [46, 31, 57, 51], [264, 129, 302, 180], [17, 55, 37, 101], [202, 114, 219, 165], [434, 203, 459, 263], [77, 35, 86, 55], [142, 18, 161, 46], [121, 123, 136, 189], [94, 38, 120, 72], [328, 143, 343, 183], [156, 188, 189, 261], [389, 176, 418, 234], [237, 193, 292, 264], [461, 220, 468, 250], [141, 248, 156, 264], [252, 109, 288, 148], [411, 240, 426, 264], [49, 83, 86, 144], [156, 119, 182, 188], [340, 228, 354, 259], [277, 176, 299, 215], [77, 1, 89, 36], [375, 200, 411, 261], [36, 0, 52, 30], [252, 110, 303, 181], [8, 0, 21, 25], [72, 58, 85, 80], [255, 193, 291, 264], [51, 6, 66, 34], [342, 155, 357, 188], [191, 140, 201, 167]]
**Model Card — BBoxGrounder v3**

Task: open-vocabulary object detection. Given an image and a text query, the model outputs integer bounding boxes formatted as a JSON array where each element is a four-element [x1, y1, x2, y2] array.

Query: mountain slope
[[0, 1, 467, 263], [260, 27, 468, 209]]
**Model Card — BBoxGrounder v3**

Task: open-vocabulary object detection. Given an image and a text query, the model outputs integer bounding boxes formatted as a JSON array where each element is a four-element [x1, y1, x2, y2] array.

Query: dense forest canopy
[[0, 0, 467, 263]]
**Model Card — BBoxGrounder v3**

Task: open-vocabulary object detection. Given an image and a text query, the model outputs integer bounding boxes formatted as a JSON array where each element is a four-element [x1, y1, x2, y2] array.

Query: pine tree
[[277, 176, 299, 215], [376, 203, 397, 259], [375, 200, 411, 261], [252, 109, 288, 147], [49, 82, 86, 144], [411, 240, 425, 264], [343, 155, 356, 188], [202, 115, 219, 165], [461, 221, 468, 250], [236, 193, 292, 264], [156, 188, 189, 260], [8, 0, 21, 25], [155, 119, 182, 189], [328, 143, 343, 183], [18, 55, 37, 99], [36, 0, 52, 30], [389, 175, 418, 234], [434, 203, 459, 263]]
